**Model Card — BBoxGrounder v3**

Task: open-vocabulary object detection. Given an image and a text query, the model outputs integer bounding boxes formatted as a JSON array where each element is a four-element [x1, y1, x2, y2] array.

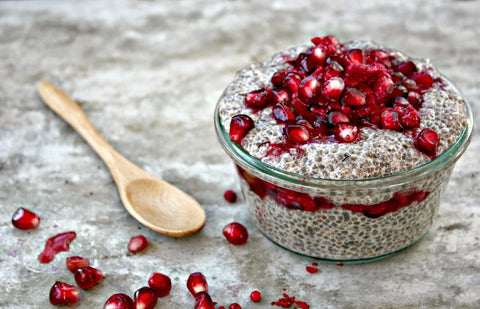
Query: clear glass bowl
[[214, 79, 473, 263]]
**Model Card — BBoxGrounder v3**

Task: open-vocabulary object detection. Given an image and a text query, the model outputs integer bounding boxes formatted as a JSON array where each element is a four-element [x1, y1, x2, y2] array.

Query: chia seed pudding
[[214, 36, 473, 262]]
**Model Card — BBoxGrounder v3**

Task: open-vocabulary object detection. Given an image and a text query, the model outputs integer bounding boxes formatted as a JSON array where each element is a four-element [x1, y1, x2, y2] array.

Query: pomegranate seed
[[415, 128, 440, 156], [296, 52, 316, 73], [309, 44, 328, 67], [391, 85, 408, 98], [244, 88, 272, 109], [283, 72, 302, 95], [373, 74, 394, 103], [345, 49, 364, 65], [324, 61, 343, 80], [134, 287, 158, 309], [38, 231, 76, 263], [322, 77, 345, 101], [187, 272, 208, 297], [396, 61, 417, 76], [250, 290, 262, 302], [49, 281, 80, 306], [195, 292, 216, 309], [327, 109, 350, 125], [298, 76, 320, 104], [104, 293, 134, 309], [285, 125, 310, 144], [271, 71, 288, 87], [223, 190, 238, 203], [128, 235, 148, 253], [412, 71, 434, 87], [66, 256, 90, 273], [148, 272, 172, 297], [75, 266, 105, 289], [271, 89, 289, 103], [334, 123, 358, 143], [229, 303, 242, 309], [341, 87, 366, 107], [229, 114, 255, 144], [402, 79, 419, 91], [12, 207, 40, 230], [222, 222, 249, 245], [398, 106, 421, 129], [272, 103, 296, 122], [306, 266, 318, 273], [380, 109, 403, 130], [407, 91, 422, 108]]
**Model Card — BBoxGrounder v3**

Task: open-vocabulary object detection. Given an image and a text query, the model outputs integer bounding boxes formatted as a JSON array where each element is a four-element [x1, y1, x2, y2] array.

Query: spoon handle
[[37, 81, 142, 183]]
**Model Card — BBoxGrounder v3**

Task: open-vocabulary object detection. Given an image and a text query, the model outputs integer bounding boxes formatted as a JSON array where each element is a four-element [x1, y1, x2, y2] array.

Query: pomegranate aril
[[195, 292, 215, 309], [49, 281, 80, 306], [308, 44, 328, 67], [229, 114, 255, 144], [223, 190, 238, 203], [271, 71, 288, 87], [306, 266, 318, 273], [391, 85, 408, 99], [148, 272, 172, 297], [244, 88, 272, 109], [272, 103, 295, 122], [66, 256, 90, 273], [346, 49, 364, 65], [396, 61, 417, 76], [327, 110, 350, 125], [322, 77, 345, 101], [298, 76, 320, 104], [104, 293, 135, 309], [400, 107, 421, 129], [187, 272, 208, 297], [412, 71, 433, 87], [128, 234, 148, 253], [334, 123, 358, 143], [373, 74, 394, 103], [222, 222, 249, 245], [380, 109, 403, 130], [415, 128, 440, 156], [38, 231, 76, 263], [323, 61, 343, 80], [341, 87, 366, 107], [134, 287, 158, 309], [407, 91, 422, 108], [271, 89, 289, 103], [285, 124, 310, 144], [12, 207, 40, 230], [250, 290, 261, 302], [283, 72, 303, 95], [75, 266, 105, 289], [229, 303, 242, 309]]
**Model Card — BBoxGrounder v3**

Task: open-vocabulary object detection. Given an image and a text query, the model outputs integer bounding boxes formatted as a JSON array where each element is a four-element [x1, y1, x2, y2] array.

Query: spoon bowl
[[37, 81, 206, 237]]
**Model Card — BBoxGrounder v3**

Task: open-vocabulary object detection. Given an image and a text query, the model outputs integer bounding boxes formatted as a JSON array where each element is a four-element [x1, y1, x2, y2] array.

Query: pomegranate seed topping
[[407, 91, 422, 108], [298, 76, 321, 104], [285, 125, 310, 144], [244, 88, 272, 109], [271, 89, 289, 103], [346, 49, 364, 65], [75, 266, 105, 289], [12, 207, 40, 230], [104, 293, 134, 309], [38, 231, 76, 263], [324, 61, 343, 80], [341, 87, 366, 107], [412, 71, 434, 87], [187, 272, 208, 297], [229, 114, 255, 144], [223, 190, 238, 203], [334, 123, 358, 143], [148, 272, 172, 297], [250, 290, 261, 302], [373, 74, 394, 103], [49, 281, 80, 306], [134, 287, 158, 309], [271, 71, 288, 87], [222, 222, 249, 245], [194, 292, 215, 309], [396, 61, 417, 76], [415, 128, 440, 156], [273, 103, 295, 122], [229, 303, 242, 309], [327, 110, 350, 125], [127, 234, 148, 253], [398, 105, 421, 129], [380, 109, 403, 130], [322, 77, 345, 101], [283, 72, 303, 95], [66, 256, 90, 273]]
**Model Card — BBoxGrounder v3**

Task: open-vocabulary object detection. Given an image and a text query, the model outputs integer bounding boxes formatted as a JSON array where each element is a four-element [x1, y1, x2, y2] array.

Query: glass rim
[[214, 77, 474, 189]]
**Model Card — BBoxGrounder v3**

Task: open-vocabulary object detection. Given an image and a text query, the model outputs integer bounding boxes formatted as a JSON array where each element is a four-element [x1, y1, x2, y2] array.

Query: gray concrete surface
[[1, 0, 479, 308]]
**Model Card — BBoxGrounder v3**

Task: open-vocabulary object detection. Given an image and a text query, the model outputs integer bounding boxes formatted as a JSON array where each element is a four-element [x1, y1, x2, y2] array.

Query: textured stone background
[[1, 0, 479, 308]]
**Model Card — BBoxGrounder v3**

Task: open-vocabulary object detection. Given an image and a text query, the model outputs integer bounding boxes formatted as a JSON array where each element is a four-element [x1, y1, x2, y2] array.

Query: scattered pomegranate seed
[[415, 128, 440, 156], [271, 89, 290, 103], [298, 76, 320, 104], [38, 231, 76, 263], [127, 234, 148, 253], [396, 61, 417, 76], [327, 110, 350, 125], [229, 303, 242, 309], [273, 103, 296, 122], [66, 256, 90, 273], [222, 222, 249, 245], [194, 292, 216, 309], [306, 266, 318, 273], [134, 287, 158, 309], [322, 77, 345, 101], [148, 272, 172, 297], [74, 266, 105, 290], [324, 61, 343, 80], [380, 109, 403, 130], [285, 125, 310, 144], [104, 293, 134, 309], [341, 87, 366, 107], [250, 290, 261, 302], [11, 207, 40, 230], [244, 88, 272, 109], [229, 114, 255, 144], [334, 123, 358, 143], [373, 74, 394, 103], [49, 281, 80, 306], [187, 272, 208, 297], [283, 72, 303, 95], [412, 72, 434, 87], [271, 291, 310, 309], [223, 190, 238, 203]]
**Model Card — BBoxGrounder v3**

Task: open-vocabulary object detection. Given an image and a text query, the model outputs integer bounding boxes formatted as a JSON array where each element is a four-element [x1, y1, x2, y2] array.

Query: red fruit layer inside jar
[[237, 166, 429, 218], [229, 35, 442, 158]]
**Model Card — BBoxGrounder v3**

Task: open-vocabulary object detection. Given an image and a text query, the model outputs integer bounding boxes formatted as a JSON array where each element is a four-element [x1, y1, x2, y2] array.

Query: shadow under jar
[[214, 36, 473, 263]]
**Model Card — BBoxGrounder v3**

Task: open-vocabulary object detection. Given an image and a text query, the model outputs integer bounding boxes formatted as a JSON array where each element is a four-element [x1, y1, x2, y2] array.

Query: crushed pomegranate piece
[[49, 281, 80, 306], [271, 291, 310, 309], [127, 234, 148, 253], [250, 290, 261, 302], [148, 272, 172, 297], [74, 266, 105, 289], [38, 231, 76, 263], [194, 291, 216, 309], [134, 286, 158, 309], [224, 190, 238, 203], [306, 266, 318, 274], [222, 222, 249, 245], [11, 207, 40, 230], [66, 256, 90, 273], [187, 272, 208, 298], [104, 293, 134, 309]]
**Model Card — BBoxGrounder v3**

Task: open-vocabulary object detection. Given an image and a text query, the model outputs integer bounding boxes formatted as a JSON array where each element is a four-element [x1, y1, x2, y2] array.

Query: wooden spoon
[[37, 81, 206, 237]]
